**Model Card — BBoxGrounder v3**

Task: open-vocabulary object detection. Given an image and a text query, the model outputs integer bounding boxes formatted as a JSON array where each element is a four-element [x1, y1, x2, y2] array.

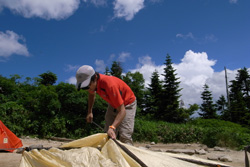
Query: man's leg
[[104, 104, 117, 132], [118, 100, 137, 145]]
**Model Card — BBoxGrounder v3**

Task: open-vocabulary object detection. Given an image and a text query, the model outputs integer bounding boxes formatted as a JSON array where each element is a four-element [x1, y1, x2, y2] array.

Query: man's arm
[[107, 103, 126, 139], [86, 91, 96, 123]]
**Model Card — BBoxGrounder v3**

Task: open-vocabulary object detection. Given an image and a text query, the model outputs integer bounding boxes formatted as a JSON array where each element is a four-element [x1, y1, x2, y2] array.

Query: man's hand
[[86, 113, 93, 123], [107, 128, 116, 139]]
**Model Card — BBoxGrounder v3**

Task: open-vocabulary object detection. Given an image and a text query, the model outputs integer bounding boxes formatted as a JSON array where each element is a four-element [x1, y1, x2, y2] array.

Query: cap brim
[[76, 77, 91, 89]]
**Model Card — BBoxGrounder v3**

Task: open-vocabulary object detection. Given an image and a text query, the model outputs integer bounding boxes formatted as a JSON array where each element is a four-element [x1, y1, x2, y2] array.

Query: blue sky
[[0, 0, 249, 106]]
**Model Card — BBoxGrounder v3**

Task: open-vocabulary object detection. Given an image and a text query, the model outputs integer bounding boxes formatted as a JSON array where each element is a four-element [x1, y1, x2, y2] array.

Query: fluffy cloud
[[83, 0, 107, 7], [0, 0, 146, 21], [130, 50, 238, 107], [65, 65, 80, 72], [0, 30, 29, 59], [66, 76, 77, 85], [66, 50, 240, 107], [117, 52, 131, 62], [176, 33, 217, 43], [95, 59, 106, 72], [175, 50, 216, 105], [176, 32, 195, 40], [131, 55, 164, 87], [113, 0, 144, 21], [229, 0, 238, 4], [0, 0, 80, 20]]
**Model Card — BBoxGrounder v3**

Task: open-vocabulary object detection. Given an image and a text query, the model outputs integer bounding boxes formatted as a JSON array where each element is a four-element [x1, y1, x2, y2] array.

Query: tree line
[[199, 67, 250, 126], [0, 54, 249, 138]]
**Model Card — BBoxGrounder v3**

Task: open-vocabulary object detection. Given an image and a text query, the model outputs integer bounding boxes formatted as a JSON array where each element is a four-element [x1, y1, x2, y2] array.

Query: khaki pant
[[104, 100, 137, 145]]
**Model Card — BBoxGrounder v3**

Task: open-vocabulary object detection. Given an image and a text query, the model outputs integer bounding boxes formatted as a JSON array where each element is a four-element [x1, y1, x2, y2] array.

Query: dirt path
[[0, 138, 246, 167]]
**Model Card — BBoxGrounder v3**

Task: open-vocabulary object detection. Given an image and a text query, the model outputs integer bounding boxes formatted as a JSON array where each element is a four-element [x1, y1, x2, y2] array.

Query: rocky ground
[[0, 137, 246, 167], [135, 142, 246, 167]]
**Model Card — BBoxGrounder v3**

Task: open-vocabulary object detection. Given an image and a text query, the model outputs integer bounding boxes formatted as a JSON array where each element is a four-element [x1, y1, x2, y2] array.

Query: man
[[76, 65, 137, 145]]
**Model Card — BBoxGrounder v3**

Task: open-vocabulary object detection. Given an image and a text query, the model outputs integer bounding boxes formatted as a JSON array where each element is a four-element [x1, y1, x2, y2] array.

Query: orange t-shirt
[[96, 74, 136, 109]]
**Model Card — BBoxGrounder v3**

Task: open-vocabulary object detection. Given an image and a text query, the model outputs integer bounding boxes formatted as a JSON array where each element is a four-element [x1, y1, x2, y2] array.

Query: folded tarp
[[19, 133, 230, 167]]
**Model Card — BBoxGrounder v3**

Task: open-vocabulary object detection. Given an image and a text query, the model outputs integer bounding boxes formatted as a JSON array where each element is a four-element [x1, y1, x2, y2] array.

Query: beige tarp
[[19, 133, 230, 167]]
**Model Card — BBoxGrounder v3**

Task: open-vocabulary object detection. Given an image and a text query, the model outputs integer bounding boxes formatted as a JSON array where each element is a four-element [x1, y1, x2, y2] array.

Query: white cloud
[[0, 30, 29, 59], [176, 33, 217, 43], [95, 59, 106, 72], [108, 54, 116, 63], [205, 34, 217, 42], [0, 0, 80, 20], [66, 50, 241, 108], [66, 76, 76, 85], [0, 0, 146, 21], [174, 50, 216, 105], [83, 0, 107, 7], [131, 55, 164, 87], [118, 52, 131, 62], [176, 32, 194, 40], [129, 50, 239, 107], [113, 0, 144, 21], [65, 65, 80, 72], [229, 0, 237, 4]]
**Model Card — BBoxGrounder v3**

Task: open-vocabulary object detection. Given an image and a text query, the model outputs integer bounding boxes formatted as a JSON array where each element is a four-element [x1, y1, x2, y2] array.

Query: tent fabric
[[19, 133, 230, 167], [0, 120, 23, 152]]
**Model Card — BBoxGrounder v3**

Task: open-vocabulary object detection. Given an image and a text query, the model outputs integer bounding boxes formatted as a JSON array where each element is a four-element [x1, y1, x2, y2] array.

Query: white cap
[[76, 65, 95, 89]]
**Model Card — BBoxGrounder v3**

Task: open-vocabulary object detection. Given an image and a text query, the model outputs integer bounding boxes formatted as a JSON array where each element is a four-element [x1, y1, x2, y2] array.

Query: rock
[[166, 149, 195, 155], [16, 148, 25, 154], [150, 142, 156, 145], [145, 145, 151, 148], [207, 155, 219, 161], [151, 148, 165, 152], [29, 144, 43, 150], [219, 155, 233, 162], [214, 146, 226, 151], [195, 149, 207, 155]]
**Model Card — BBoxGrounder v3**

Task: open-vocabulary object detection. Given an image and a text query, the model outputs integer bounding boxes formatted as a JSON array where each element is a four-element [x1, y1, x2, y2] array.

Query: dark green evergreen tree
[[104, 66, 110, 75], [160, 54, 182, 122], [146, 70, 162, 118], [216, 95, 229, 120], [199, 84, 217, 119], [228, 68, 250, 125], [110, 61, 122, 79], [237, 67, 250, 97]]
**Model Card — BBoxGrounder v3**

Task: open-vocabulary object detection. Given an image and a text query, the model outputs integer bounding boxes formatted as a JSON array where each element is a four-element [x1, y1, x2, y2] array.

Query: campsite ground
[[0, 137, 245, 167]]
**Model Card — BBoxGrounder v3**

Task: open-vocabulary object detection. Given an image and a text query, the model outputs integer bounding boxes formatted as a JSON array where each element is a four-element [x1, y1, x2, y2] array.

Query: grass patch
[[133, 118, 250, 150]]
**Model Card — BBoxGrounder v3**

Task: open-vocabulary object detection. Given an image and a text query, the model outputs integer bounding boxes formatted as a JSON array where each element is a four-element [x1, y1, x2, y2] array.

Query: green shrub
[[134, 119, 159, 143], [133, 118, 250, 150], [157, 122, 204, 143]]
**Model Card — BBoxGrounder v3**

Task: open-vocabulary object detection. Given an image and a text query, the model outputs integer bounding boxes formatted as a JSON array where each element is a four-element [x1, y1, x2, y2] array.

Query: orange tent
[[0, 120, 23, 152]]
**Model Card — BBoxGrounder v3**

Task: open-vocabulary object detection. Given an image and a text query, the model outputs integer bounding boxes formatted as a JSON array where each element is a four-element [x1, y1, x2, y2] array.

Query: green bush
[[134, 119, 159, 143], [133, 118, 250, 150], [188, 118, 250, 149]]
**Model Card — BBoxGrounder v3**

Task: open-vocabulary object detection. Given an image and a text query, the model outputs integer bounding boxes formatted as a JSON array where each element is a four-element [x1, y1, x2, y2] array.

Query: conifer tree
[[146, 70, 162, 118], [110, 61, 123, 79], [216, 95, 229, 120], [104, 66, 110, 75], [228, 68, 250, 125], [160, 54, 182, 122], [199, 84, 217, 119]]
